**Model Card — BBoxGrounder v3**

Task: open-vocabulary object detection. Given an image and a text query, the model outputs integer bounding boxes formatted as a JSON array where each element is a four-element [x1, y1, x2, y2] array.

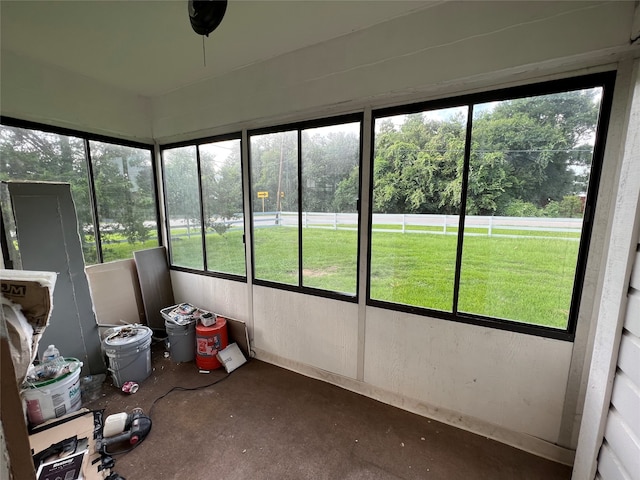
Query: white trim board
[[573, 58, 640, 480]]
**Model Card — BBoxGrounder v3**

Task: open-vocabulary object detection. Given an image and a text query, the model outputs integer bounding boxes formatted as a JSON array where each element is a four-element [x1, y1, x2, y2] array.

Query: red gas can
[[195, 317, 228, 370]]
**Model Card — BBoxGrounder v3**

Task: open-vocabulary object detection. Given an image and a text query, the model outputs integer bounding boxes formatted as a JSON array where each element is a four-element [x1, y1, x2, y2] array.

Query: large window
[[201, 140, 245, 275], [0, 119, 159, 264], [89, 141, 159, 262], [370, 107, 468, 312], [249, 115, 361, 297], [370, 73, 614, 337], [163, 146, 203, 270], [162, 136, 246, 277], [250, 130, 299, 285]]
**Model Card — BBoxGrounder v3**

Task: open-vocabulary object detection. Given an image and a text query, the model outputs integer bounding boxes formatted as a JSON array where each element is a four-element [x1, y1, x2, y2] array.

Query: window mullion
[[84, 139, 103, 264], [196, 145, 207, 271], [160, 150, 175, 266], [297, 129, 303, 288], [452, 105, 474, 315]]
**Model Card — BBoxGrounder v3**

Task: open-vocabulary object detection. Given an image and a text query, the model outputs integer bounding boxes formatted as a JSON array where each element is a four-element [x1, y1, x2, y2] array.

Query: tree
[[1, 126, 158, 261], [90, 141, 156, 245], [301, 129, 359, 212], [0, 126, 98, 263], [373, 112, 467, 214], [333, 165, 359, 212], [250, 131, 297, 212], [543, 195, 583, 218], [504, 200, 543, 217], [200, 141, 243, 235], [163, 147, 201, 238], [249, 127, 359, 215], [372, 88, 601, 217], [164, 148, 198, 216], [470, 89, 600, 213]]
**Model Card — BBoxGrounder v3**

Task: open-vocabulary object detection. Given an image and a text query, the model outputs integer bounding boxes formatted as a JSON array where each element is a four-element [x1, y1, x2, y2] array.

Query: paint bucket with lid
[[195, 317, 228, 370], [103, 325, 152, 387]]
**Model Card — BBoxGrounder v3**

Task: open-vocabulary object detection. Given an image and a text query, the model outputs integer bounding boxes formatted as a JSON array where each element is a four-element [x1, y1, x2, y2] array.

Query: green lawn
[[167, 229, 247, 275], [368, 230, 579, 327], [162, 226, 579, 329], [101, 238, 160, 263], [457, 235, 577, 327], [81, 236, 160, 264]]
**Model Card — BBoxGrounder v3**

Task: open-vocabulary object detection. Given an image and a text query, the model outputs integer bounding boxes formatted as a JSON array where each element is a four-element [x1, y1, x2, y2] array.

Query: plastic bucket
[[165, 319, 196, 363], [21, 359, 82, 426], [196, 317, 228, 370], [103, 326, 152, 387], [80, 373, 106, 403]]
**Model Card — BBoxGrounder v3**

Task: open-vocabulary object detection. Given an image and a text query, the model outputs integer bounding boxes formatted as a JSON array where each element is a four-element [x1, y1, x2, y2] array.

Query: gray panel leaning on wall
[[1, 181, 106, 375], [134, 246, 175, 332]]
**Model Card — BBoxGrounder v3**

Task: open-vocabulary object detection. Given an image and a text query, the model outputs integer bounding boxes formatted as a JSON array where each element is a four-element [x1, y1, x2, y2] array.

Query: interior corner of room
[[1, 1, 640, 479]]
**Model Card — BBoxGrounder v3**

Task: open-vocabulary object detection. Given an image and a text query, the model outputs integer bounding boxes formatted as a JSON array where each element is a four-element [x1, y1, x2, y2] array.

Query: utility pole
[[275, 134, 285, 225], [276, 134, 284, 213]]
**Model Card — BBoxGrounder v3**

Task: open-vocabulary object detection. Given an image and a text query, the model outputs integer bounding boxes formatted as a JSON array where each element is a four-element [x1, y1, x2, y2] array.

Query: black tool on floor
[[32, 435, 78, 470], [96, 409, 152, 455]]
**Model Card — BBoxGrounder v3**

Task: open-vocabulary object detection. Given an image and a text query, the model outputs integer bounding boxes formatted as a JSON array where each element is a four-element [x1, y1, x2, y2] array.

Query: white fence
[[251, 212, 583, 240], [168, 212, 583, 240]]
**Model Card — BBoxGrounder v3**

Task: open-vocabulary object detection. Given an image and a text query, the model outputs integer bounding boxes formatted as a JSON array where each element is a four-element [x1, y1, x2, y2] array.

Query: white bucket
[[21, 360, 82, 426]]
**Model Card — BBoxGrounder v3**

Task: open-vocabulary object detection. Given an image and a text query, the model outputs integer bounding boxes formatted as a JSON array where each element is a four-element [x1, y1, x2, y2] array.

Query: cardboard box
[[1, 269, 56, 383], [1, 270, 57, 479], [30, 409, 110, 480]]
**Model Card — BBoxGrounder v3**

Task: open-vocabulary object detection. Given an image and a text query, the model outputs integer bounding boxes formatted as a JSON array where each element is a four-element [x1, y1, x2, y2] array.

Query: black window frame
[[0, 116, 162, 266], [160, 132, 247, 282], [248, 113, 364, 303], [367, 71, 616, 341]]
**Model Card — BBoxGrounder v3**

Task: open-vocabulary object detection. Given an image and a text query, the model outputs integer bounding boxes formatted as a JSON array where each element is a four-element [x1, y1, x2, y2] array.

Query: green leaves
[[374, 113, 467, 215], [373, 88, 601, 217]]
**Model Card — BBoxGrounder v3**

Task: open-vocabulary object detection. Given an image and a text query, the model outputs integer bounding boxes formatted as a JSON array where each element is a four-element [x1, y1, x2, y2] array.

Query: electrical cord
[[104, 353, 252, 456], [102, 374, 231, 456], [148, 371, 232, 418]]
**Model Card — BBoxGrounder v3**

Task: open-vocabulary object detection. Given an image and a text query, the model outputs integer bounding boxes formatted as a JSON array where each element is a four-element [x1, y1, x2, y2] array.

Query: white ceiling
[[1, 0, 438, 98]]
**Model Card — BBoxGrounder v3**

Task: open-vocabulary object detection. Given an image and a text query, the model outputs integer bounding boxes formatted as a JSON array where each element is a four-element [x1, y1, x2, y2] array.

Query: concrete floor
[[85, 342, 572, 479]]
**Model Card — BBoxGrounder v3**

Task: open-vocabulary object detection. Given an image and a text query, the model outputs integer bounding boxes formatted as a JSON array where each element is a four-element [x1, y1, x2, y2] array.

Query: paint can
[[103, 326, 152, 387], [195, 317, 228, 370], [121, 381, 139, 394], [21, 358, 83, 426]]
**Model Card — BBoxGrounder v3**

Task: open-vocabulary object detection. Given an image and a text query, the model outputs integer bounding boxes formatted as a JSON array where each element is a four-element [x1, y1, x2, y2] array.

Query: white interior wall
[[0, 51, 153, 142], [170, 270, 250, 323], [252, 288, 359, 379], [363, 308, 572, 443]]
